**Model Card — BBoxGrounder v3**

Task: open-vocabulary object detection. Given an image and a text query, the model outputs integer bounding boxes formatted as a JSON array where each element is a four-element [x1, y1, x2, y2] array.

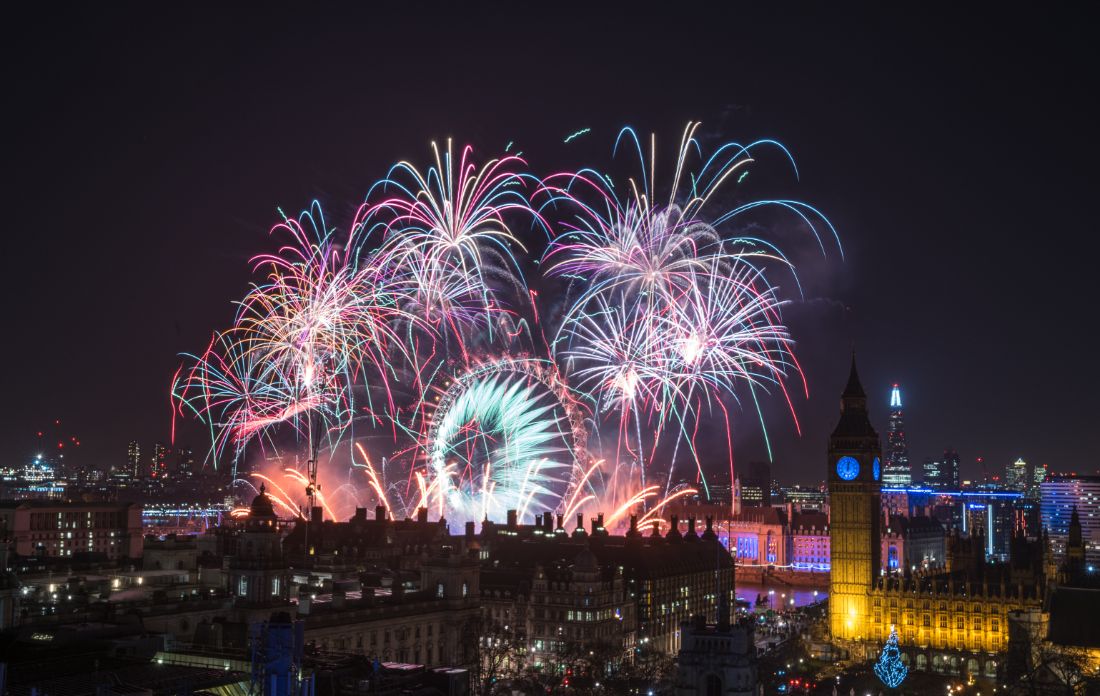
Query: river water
[[734, 582, 827, 612]]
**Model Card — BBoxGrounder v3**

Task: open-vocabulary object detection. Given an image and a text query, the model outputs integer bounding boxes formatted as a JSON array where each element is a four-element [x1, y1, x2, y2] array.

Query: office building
[[150, 442, 169, 479], [883, 383, 911, 486], [738, 461, 771, 507], [1006, 457, 1029, 492], [1041, 475, 1100, 569], [0, 500, 143, 559]]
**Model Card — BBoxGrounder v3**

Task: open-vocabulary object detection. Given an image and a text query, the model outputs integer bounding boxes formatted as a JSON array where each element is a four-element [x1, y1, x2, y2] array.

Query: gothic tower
[[828, 356, 882, 643]]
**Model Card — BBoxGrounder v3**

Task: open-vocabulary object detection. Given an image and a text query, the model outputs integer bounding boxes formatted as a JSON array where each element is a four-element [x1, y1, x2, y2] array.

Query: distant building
[[0, 500, 143, 559], [940, 449, 961, 490], [1029, 462, 1048, 498], [1006, 457, 1029, 492], [1041, 475, 1100, 569], [175, 446, 196, 481], [881, 514, 946, 574], [123, 440, 140, 478], [884, 383, 911, 486], [150, 442, 169, 479], [920, 450, 959, 490], [738, 461, 771, 507], [923, 456, 943, 488]]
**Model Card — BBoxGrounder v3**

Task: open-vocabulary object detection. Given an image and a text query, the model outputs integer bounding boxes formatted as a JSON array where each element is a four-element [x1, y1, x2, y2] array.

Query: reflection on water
[[734, 582, 827, 612]]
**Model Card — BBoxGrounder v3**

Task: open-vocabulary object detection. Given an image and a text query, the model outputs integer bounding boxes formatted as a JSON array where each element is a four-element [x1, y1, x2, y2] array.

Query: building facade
[[0, 500, 142, 559], [1041, 475, 1100, 569]]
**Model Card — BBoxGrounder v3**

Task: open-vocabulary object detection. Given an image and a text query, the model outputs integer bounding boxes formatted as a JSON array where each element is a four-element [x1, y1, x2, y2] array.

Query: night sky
[[4, 4, 1097, 486]]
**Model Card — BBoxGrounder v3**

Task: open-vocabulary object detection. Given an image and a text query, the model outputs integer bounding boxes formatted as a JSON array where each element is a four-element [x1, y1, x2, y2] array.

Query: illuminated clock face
[[873, 457, 881, 481], [836, 456, 860, 481]]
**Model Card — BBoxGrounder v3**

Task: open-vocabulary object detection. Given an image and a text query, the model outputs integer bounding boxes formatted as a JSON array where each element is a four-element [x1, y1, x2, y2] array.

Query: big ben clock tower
[[828, 356, 881, 645]]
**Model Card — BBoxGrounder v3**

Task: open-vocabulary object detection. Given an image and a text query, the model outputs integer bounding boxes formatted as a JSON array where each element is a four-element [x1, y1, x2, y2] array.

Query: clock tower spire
[[828, 354, 882, 645]]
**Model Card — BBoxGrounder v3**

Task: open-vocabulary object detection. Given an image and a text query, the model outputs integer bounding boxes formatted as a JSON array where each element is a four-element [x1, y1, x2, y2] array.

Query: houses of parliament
[[826, 358, 1061, 677]]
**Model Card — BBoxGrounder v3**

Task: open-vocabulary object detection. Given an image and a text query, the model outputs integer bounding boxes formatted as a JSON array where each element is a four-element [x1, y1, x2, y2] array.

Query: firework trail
[[352, 140, 547, 355]]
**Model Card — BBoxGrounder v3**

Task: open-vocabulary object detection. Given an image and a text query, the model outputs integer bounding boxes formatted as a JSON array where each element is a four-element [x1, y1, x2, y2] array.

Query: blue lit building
[[1041, 475, 1100, 569]]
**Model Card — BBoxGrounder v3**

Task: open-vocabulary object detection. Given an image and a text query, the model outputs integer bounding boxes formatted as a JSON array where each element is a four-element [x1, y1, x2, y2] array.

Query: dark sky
[[4, 3, 1097, 486]]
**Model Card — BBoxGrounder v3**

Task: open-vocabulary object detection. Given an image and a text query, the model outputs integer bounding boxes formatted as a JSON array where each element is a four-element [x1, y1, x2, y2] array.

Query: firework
[[352, 140, 546, 350], [544, 122, 837, 496], [175, 126, 836, 528]]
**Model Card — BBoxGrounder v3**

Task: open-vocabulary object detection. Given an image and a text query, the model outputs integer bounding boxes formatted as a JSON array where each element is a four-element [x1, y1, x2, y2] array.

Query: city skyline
[[3, 5, 1097, 488]]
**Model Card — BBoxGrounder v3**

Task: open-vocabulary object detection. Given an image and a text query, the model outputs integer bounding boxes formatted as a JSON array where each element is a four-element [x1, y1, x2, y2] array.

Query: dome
[[249, 483, 277, 519]]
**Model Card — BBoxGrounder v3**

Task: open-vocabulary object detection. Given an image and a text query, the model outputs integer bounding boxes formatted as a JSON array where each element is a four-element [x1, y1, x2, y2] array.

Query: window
[[437, 583, 445, 598], [991, 619, 999, 632], [957, 617, 964, 630], [940, 616, 948, 628], [973, 618, 982, 631]]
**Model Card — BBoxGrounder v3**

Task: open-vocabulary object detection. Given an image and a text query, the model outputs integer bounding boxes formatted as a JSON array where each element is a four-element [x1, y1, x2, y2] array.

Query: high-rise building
[[126, 441, 141, 478], [827, 356, 882, 642], [175, 446, 195, 481], [1041, 475, 1100, 569], [883, 383, 911, 486], [922, 456, 943, 488], [922, 450, 960, 490], [1005, 457, 1029, 491], [941, 448, 961, 490], [738, 461, 771, 507], [150, 442, 169, 479], [1029, 462, 1048, 498]]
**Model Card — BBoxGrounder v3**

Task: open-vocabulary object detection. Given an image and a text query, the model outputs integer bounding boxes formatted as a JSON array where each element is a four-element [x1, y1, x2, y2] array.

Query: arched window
[[705, 674, 722, 696]]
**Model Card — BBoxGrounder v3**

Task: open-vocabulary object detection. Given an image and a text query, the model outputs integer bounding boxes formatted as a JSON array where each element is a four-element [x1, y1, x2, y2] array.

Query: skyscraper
[[922, 456, 943, 488], [175, 446, 196, 481], [126, 441, 141, 478], [1005, 457, 1029, 491], [738, 461, 772, 507], [941, 448, 961, 489], [1029, 462, 1048, 498], [150, 442, 169, 479], [883, 383, 911, 486]]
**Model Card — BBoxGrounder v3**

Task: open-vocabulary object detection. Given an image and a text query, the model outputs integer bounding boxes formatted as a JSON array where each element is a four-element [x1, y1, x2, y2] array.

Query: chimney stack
[[375, 505, 387, 521], [507, 510, 518, 529], [417, 507, 428, 524]]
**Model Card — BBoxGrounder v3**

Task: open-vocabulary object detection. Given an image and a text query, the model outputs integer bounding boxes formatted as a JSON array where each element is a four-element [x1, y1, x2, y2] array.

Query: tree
[[1006, 609, 1092, 696], [468, 615, 526, 695], [873, 626, 908, 689]]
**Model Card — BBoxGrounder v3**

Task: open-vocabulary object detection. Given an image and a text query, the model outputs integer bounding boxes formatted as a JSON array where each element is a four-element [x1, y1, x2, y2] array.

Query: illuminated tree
[[873, 626, 908, 689]]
